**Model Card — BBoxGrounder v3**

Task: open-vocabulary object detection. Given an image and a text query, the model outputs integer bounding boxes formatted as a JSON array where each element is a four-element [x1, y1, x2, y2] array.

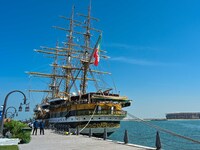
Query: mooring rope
[[79, 105, 97, 133], [127, 113, 200, 145]]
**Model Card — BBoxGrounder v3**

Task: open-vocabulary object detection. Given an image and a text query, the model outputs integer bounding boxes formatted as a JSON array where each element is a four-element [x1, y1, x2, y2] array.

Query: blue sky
[[1, 0, 200, 120]]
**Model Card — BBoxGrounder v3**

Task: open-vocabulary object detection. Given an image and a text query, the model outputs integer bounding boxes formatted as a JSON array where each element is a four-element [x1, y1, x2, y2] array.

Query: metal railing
[[50, 110, 127, 118], [77, 110, 127, 116]]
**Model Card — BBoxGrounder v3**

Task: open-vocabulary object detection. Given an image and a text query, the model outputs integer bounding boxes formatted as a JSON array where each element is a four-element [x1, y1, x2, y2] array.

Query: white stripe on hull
[[49, 115, 125, 123]]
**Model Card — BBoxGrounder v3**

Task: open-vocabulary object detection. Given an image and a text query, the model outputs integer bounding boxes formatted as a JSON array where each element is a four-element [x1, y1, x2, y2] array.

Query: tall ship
[[27, 3, 131, 137]]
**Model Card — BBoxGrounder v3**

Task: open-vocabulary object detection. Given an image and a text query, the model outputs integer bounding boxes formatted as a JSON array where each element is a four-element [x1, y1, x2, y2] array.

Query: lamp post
[[5, 106, 18, 118], [0, 90, 27, 136]]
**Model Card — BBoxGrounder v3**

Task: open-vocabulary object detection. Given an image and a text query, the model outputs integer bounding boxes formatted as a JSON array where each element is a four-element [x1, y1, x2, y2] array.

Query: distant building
[[166, 112, 200, 119]]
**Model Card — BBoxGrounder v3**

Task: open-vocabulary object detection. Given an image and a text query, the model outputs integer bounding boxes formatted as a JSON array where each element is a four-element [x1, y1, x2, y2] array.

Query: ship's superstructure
[[27, 3, 131, 136]]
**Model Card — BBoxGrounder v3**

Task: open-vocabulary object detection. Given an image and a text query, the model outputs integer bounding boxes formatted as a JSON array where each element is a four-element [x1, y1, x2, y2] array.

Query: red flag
[[93, 35, 101, 66], [93, 43, 100, 66]]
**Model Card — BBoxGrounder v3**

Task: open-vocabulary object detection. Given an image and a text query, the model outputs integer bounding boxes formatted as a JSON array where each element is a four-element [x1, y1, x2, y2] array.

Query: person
[[40, 120, 45, 135], [32, 120, 39, 135]]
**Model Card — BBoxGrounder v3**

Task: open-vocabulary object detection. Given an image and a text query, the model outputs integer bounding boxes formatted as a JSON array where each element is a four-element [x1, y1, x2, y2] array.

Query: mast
[[27, 2, 111, 102], [80, 1, 92, 94], [65, 6, 75, 96], [76, 1, 107, 94], [54, 5, 83, 97], [27, 43, 60, 98], [49, 41, 59, 98]]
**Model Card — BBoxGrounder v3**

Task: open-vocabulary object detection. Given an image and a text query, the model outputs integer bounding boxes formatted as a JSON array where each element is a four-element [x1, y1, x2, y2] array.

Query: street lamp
[[18, 102, 30, 112], [0, 90, 28, 136], [18, 103, 23, 112], [25, 103, 30, 112], [5, 106, 18, 118]]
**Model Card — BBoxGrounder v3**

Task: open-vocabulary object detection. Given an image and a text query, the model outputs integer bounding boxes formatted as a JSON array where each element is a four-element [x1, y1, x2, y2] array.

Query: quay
[[18, 129, 155, 150]]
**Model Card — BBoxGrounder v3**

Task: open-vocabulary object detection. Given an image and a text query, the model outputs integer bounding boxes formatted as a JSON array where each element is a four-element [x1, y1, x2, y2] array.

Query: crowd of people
[[32, 120, 45, 135]]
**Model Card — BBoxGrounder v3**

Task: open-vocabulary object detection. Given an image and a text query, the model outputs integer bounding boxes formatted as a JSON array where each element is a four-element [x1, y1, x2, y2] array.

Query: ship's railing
[[65, 110, 127, 118], [84, 110, 126, 116], [50, 110, 127, 118]]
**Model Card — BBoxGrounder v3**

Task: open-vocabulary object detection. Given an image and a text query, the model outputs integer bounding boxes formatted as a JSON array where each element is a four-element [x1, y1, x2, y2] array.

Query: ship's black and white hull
[[49, 115, 124, 137]]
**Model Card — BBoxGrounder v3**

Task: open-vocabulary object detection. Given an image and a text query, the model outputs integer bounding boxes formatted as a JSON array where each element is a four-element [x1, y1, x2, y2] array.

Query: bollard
[[89, 128, 92, 137], [155, 131, 161, 150], [124, 129, 128, 144], [76, 126, 79, 135], [103, 128, 107, 140], [68, 127, 71, 134], [67, 125, 69, 132]]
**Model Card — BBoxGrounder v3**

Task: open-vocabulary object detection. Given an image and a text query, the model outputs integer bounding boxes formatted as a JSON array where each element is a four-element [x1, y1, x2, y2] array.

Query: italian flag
[[93, 35, 102, 66]]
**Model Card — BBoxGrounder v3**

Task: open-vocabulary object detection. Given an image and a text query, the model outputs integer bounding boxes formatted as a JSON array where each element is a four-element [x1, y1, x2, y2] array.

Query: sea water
[[109, 120, 200, 150]]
